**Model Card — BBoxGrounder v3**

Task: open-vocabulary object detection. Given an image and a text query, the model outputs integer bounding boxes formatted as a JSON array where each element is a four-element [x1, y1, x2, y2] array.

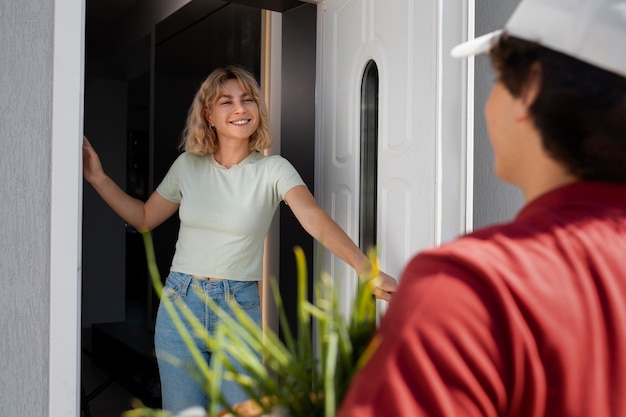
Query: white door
[[315, 0, 470, 314]]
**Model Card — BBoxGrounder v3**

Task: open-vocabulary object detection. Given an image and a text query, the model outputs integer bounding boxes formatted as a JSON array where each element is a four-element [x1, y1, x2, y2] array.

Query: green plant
[[125, 232, 381, 417]]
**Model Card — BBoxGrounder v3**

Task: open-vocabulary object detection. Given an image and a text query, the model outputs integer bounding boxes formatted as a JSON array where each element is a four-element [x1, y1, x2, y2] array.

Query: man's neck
[[518, 156, 578, 203]]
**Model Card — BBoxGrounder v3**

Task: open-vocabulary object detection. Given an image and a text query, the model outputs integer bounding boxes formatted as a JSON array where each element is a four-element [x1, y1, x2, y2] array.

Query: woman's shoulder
[[249, 152, 294, 168], [174, 151, 212, 166], [164, 152, 212, 178], [177, 151, 206, 161]]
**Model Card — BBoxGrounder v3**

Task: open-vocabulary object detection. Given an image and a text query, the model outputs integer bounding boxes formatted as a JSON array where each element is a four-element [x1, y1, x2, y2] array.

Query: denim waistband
[[166, 271, 258, 301]]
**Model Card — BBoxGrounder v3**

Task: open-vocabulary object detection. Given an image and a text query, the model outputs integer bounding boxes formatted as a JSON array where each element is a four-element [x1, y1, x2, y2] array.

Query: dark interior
[[81, 0, 316, 414]]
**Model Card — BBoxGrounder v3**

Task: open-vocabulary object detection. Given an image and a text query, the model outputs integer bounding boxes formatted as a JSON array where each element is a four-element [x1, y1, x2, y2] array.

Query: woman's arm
[[284, 185, 398, 301], [83, 136, 179, 231]]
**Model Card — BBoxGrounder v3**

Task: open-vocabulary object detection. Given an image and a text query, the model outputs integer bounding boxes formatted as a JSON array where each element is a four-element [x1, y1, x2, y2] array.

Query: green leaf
[[139, 233, 382, 417]]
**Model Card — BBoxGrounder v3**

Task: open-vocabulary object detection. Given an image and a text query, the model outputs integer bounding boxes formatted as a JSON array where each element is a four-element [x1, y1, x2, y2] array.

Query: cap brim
[[451, 29, 503, 58]]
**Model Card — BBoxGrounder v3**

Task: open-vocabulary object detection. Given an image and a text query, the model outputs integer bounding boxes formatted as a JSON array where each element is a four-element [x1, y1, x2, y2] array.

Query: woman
[[83, 65, 397, 413]]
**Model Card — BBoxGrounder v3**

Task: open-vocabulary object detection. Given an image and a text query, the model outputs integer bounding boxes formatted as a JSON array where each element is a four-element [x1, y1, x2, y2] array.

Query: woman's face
[[206, 79, 260, 143]]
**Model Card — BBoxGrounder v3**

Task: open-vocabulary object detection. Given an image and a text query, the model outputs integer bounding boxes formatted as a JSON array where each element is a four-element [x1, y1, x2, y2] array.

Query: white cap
[[451, 0, 626, 78]]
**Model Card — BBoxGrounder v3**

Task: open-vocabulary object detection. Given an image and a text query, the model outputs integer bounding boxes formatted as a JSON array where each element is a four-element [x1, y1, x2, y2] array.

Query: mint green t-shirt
[[156, 151, 305, 281]]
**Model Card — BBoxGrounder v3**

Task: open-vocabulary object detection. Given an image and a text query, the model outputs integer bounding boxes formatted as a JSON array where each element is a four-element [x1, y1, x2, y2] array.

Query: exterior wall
[[473, 0, 523, 228], [0, 1, 55, 415], [1, 0, 84, 416]]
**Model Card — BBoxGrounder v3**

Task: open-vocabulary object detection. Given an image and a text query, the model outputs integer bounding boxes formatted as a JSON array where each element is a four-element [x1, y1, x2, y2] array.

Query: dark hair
[[490, 35, 626, 182]]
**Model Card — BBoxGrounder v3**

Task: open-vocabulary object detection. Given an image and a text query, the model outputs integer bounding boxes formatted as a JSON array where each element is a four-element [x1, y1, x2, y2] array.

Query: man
[[338, 0, 626, 416]]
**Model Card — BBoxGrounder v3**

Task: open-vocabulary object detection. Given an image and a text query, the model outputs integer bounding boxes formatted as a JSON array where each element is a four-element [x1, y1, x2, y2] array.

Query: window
[[359, 60, 379, 252]]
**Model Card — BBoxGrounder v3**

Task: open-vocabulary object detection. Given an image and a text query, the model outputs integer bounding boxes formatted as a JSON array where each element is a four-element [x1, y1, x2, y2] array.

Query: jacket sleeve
[[337, 253, 509, 417]]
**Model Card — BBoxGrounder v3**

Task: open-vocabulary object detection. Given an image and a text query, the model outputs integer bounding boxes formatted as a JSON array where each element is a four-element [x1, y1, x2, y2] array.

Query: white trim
[[312, 0, 325, 333], [313, 2, 324, 250], [465, 0, 475, 233], [434, 0, 444, 246], [49, 0, 84, 416]]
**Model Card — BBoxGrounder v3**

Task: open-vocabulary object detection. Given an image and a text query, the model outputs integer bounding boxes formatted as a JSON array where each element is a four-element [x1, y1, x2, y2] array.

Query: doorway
[[81, 1, 317, 415]]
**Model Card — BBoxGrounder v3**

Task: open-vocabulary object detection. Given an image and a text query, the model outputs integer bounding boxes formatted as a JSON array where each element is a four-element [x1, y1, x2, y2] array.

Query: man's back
[[338, 181, 626, 416]]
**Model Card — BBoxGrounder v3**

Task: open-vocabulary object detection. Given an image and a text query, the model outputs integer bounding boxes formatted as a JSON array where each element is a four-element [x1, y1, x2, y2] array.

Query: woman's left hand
[[371, 271, 398, 302]]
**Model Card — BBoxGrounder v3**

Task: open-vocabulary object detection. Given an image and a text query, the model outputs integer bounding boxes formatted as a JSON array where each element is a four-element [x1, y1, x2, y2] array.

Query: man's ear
[[520, 62, 542, 113]]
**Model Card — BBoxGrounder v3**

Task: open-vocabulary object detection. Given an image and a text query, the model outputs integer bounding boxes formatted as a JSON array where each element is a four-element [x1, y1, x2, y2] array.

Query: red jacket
[[338, 181, 626, 417]]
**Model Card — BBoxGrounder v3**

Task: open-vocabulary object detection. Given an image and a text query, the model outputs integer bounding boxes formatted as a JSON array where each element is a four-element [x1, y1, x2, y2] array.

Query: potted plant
[[124, 232, 381, 417]]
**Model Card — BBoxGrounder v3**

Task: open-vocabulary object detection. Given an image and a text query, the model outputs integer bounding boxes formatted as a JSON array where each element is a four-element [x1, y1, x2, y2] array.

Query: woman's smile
[[230, 118, 252, 125]]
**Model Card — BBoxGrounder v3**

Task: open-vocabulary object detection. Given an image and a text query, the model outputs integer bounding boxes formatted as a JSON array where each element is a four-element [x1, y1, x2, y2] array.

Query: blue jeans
[[154, 272, 261, 414]]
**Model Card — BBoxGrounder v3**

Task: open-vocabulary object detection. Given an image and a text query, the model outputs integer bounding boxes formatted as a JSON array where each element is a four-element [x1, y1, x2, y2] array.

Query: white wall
[[0, 0, 84, 416]]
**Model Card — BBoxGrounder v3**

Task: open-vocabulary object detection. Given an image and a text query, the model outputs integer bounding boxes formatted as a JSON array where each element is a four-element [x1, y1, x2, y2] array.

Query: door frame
[[49, 0, 85, 416], [51, 2, 318, 416]]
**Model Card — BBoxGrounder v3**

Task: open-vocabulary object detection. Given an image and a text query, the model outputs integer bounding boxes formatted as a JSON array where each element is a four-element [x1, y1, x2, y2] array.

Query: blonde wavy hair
[[180, 66, 272, 155]]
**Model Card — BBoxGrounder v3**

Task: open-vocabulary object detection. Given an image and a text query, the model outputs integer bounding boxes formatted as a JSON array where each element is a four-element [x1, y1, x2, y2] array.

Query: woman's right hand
[[81, 135, 179, 231], [82, 136, 105, 184]]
